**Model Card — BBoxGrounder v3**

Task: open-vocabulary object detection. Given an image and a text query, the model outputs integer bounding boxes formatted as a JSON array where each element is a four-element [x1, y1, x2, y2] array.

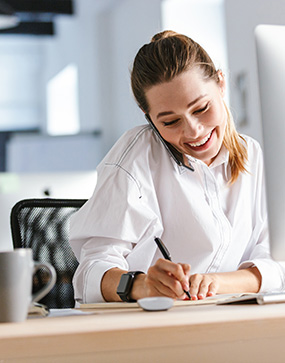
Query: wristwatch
[[116, 271, 144, 302]]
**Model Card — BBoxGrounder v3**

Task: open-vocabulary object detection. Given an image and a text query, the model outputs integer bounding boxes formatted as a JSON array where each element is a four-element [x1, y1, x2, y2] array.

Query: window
[[46, 63, 80, 135]]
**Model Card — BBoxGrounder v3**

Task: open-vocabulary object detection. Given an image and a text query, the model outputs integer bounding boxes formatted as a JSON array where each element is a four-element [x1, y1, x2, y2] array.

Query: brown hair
[[131, 30, 247, 184]]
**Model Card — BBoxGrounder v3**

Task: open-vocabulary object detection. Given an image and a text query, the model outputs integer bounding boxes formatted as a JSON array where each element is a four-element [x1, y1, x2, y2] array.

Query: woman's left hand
[[188, 267, 262, 300], [189, 273, 219, 300]]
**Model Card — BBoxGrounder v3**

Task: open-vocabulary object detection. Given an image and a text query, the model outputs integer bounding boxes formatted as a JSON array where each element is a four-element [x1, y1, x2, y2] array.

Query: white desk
[[1, 303, 285, 362]]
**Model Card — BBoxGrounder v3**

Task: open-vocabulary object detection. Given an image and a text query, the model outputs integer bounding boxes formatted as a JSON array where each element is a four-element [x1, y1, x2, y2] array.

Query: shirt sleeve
[[238, 220, 285, 292], [70, 164, 163, 303], [238, 141, 285, 292]]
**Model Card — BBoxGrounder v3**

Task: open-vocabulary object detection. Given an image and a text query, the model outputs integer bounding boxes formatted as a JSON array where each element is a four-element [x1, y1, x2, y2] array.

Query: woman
[[70, 31, 285, 303]]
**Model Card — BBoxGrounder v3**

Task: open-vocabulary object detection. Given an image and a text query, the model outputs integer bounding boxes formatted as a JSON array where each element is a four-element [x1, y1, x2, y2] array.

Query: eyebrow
[[156, 95, 207, 119]]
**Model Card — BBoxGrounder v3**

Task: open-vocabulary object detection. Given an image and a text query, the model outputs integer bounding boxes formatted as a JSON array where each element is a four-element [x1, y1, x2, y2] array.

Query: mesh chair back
[[10, 198, 87, 309]]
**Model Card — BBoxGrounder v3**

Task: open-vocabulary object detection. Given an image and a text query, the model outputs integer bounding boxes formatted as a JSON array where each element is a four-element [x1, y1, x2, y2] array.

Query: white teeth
[[188, 131, 212, 147]]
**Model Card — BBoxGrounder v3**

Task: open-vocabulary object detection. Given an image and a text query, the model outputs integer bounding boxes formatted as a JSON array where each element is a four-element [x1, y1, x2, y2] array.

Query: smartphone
[[145, 114, 194, 172]]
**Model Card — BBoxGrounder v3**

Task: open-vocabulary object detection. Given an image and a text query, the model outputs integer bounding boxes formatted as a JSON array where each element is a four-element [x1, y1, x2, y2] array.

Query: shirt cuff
[[239, 259, 285, 293], [83, 262, 120, 303]]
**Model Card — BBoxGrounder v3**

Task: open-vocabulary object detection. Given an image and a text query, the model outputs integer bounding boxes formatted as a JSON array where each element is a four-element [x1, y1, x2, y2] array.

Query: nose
[[182, 116, 203, 139]]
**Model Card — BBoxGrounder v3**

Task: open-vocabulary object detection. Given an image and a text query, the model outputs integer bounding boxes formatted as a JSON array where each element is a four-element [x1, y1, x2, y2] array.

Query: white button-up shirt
[[70, 125, 285, 303]]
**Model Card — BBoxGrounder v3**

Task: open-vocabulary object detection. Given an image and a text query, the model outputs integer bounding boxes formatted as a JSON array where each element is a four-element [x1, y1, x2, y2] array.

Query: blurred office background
[[0, 0, 284, 249], [0, 0, 285, 173]]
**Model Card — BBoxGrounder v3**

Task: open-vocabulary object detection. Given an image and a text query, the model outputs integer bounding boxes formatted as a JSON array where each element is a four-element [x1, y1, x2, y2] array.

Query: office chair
[[10, 198, 87, 309]]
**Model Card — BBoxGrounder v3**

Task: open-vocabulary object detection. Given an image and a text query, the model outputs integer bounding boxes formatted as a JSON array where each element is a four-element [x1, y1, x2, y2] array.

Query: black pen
[[154, 237, 191, 300]]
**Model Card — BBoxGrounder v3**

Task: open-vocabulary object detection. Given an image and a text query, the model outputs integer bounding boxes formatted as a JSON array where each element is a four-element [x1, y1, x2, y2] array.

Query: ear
[[217, 70, 226, 97]]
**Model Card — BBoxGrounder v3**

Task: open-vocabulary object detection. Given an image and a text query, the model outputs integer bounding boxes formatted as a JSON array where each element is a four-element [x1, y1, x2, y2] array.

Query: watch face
[[117, 274, 133, 294]]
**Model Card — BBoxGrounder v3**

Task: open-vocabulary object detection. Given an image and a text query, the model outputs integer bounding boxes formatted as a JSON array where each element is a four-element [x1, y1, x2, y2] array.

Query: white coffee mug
[[0, 248, 56, 323]]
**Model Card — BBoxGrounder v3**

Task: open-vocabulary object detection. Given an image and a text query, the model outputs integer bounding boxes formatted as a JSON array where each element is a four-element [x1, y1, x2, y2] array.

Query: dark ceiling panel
[[5, 0, 73, 14], [0, 0, 74, 35], [0, 21, 54, 35]]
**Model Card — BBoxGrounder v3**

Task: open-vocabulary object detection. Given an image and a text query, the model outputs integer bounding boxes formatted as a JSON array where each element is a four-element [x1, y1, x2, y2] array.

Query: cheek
[[208, 107, 223, 124], [215, 108, 227, 142], [219, 107, 228, 131], [158, 127, 179, 144], [207, 105, 227, 133], [217, 101, 227, 123]]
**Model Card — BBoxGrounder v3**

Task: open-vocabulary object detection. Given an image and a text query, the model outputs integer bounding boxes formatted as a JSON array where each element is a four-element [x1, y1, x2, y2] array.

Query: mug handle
[[32, 262, 57, 303]]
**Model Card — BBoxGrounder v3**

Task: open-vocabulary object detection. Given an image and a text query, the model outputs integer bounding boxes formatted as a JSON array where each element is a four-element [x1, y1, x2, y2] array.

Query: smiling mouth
[[186, 130, 214, 148]]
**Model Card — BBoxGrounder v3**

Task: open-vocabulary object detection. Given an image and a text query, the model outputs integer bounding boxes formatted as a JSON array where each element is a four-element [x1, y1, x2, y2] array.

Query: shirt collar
[[209, 144, 229, 169], [185, 144, 230, 178]]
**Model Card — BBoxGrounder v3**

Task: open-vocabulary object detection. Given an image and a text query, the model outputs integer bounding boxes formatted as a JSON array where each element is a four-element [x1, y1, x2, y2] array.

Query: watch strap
[[117, 271, 144, 302]]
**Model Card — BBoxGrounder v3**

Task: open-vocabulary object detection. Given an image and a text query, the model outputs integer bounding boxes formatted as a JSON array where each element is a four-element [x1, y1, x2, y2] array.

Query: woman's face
[[145, 67, 227, 166]]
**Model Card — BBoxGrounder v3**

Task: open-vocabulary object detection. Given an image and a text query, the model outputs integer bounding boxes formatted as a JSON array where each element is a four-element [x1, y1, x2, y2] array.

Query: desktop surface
[[1, 303, 285, 362]]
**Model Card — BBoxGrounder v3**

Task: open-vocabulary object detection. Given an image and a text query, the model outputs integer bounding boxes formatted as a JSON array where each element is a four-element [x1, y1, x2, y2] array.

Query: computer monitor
[[255, 24, 285, 260], [0, 171, 97, 251]]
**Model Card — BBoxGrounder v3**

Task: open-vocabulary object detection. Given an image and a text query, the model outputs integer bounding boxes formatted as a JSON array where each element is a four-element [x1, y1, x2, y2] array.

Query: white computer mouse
[[137, 297, 174, 311]]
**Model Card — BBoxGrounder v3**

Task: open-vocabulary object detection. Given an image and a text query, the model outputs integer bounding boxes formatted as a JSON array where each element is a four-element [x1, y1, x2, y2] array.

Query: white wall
[[43, 0, 164, 154], [6, 0, 164, 169], [7, 133, 102, 172], [4, 0, 112, 172], [162, 0, 229, 102], [224, 0, 285, 144], [42, 0, 111, 134], [5, 0, 285, 172], [0, 37, 43, 131], [96, 0, 163, 155]]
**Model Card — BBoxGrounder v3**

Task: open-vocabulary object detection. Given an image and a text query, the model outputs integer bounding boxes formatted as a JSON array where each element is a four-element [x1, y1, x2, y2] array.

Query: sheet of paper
[[218, 292, 285, 305], [48, 309, 95, 317], [79, 294, 246, 310]]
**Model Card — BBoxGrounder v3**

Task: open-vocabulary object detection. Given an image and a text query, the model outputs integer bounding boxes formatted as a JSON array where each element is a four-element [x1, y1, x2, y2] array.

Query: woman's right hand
[[131, 258, 191, 301]]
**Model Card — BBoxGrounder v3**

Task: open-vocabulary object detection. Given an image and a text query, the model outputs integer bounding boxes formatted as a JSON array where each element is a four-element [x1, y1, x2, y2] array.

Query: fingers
[[146, 261, 219, 301], [146, 259, 220, 301], [146, 259, 191, 299], [180, 263, 191, 281], [189, 274, 219, 300]]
